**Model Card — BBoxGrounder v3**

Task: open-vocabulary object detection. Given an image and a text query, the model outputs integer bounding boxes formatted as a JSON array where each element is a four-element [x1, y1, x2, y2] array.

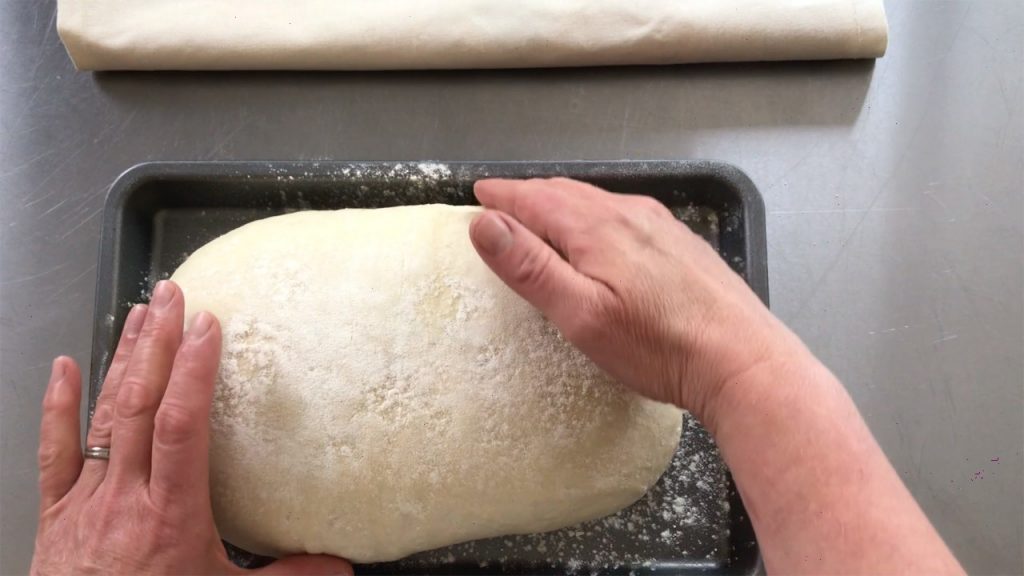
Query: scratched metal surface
[[1, 1, 1021, 574]]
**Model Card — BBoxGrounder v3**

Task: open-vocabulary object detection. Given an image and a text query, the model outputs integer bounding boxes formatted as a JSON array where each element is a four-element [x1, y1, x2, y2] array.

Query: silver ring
[[83, 446, 110, 460]]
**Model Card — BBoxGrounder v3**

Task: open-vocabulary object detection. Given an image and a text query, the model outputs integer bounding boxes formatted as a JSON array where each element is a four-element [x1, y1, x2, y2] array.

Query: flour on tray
[[391, 414, 734, 573]]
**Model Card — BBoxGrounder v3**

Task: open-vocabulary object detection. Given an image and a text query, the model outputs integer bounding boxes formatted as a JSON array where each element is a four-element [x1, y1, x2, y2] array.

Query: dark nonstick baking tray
[[89, 161, 767, 576]]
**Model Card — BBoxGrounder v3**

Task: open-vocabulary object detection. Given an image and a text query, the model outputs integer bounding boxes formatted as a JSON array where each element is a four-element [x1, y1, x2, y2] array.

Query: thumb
[[469, 210, 596, 326], [251, 554, 354, 576]]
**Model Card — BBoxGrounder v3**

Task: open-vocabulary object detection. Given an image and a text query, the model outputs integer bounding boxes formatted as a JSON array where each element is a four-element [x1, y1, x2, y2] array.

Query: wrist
[[679, 316, 816, 435], [708, 341, 835, 439]]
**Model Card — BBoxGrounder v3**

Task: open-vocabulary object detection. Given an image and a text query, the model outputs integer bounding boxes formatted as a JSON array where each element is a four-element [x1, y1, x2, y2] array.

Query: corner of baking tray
[[106, 162, 166, 211]]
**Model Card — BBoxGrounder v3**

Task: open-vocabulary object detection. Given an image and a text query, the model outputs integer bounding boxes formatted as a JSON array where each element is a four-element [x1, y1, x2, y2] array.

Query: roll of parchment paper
[[58, 0, 888, 71]]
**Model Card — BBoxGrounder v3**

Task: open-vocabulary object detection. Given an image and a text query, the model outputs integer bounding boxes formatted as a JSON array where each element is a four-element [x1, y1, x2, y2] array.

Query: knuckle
[[546, 176, 576, 188], [105, 350, 131, 374], [147, 323, 182, 357], [112, 335, 138, 360], [601, 204, 633, 229], [606, 196, 667, 241], [137, 314, 182, 352], [115, 377, 160, 420], [510, 246, 554, 290], [88, 404, 114, 441], [519, 178, 549, 197], [634, 195, 668, 216], [153, 403, 198, 448], [37, 442, 64, 471]]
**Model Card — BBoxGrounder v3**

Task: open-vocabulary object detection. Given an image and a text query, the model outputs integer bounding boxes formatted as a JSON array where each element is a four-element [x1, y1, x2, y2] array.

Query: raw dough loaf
[[170, 205, 682, 563], [58, 0, 887, 70]]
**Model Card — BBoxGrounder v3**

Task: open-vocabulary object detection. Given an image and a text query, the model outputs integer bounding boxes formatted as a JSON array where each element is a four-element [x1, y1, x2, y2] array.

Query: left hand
[[31, 280, 352, 576]]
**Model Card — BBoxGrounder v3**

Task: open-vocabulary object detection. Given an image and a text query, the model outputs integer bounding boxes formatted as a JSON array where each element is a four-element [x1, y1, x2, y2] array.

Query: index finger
[[473, 178, 610, 253]]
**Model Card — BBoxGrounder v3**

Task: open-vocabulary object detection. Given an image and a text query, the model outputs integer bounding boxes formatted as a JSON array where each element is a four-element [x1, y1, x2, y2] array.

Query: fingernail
[[50, 357, 66, 384], [474, 212, 513, 256], [188, 311, 214, 340], [151, 281, 175, 309], [124, 304, 148, 337]]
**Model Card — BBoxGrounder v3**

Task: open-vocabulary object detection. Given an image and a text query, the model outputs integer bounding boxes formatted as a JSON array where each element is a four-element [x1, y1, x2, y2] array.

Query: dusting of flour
[[179, 204, 684, 567], [389, 415, 734, 574]]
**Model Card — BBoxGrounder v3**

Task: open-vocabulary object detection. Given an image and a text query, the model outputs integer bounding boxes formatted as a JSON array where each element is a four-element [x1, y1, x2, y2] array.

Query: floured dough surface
[[170, 205, 682, 563]]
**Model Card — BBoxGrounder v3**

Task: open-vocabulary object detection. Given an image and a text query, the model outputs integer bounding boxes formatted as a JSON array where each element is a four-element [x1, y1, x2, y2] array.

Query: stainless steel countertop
[[2, 1, 1021, 574]]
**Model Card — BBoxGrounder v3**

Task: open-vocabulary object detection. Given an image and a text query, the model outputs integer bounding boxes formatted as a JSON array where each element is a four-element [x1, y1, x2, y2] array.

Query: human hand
[[31, 280, 352, 576], [469, 178, 800, 422]]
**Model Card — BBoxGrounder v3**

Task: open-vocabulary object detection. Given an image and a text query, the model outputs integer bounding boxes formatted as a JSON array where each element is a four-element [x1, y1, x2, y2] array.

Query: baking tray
[[89, 161, 767, 576]]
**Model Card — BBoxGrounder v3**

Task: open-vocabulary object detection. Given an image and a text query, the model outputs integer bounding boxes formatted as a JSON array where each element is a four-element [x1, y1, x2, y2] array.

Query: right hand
[[469, 178, 799, 421]]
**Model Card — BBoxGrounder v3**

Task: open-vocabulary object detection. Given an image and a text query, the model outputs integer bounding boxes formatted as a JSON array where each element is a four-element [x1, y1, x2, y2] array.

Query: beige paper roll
[[58, 0, 887, 71]]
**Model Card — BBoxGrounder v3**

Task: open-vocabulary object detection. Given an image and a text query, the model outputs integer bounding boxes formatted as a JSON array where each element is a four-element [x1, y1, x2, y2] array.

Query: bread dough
[[58, 0, 887, 70], [170, 205, 682, 563]]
